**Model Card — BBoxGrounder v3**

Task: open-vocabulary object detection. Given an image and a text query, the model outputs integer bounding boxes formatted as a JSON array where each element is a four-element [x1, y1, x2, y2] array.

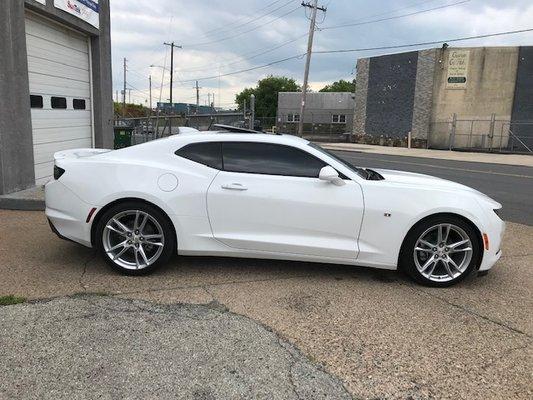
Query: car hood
[[372, 168, 500, 205]]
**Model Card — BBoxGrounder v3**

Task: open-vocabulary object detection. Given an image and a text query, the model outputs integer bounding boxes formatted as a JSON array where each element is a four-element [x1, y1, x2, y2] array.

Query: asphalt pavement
[[0, 295, 351, 400], [332, 150, 533, 225], [1, 210, 532, 399]]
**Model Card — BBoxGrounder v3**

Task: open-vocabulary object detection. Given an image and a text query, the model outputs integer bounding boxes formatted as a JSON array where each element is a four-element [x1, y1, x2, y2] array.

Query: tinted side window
[[222, 142, 326, 178], [175, 142, 222, 170]]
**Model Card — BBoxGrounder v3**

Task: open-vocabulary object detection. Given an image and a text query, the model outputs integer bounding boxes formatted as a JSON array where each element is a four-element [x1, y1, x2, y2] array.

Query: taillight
[[54, 165, 65, 180]]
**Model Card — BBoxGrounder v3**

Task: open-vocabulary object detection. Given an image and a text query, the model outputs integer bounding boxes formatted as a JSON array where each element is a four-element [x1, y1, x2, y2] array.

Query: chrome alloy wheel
[[413, 223, 473, 283], [102, 210, 165, 270]]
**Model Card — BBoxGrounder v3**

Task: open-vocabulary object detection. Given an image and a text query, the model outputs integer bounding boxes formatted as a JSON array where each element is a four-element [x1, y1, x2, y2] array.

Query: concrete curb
[[0, 197, 44, 211], [0, 185, 45, 211]]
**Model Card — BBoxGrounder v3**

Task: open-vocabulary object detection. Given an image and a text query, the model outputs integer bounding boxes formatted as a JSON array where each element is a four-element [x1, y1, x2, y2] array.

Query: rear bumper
[[45, 180, 95, 247]]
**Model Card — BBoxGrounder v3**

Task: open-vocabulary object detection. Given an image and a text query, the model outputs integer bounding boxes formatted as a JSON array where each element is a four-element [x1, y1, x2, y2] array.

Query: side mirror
[[319, 166, 345, 186]]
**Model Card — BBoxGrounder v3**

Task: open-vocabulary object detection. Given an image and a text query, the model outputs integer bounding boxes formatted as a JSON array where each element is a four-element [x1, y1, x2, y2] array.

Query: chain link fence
[[429, 114, 533, 154], [116, 112, 247, 145]]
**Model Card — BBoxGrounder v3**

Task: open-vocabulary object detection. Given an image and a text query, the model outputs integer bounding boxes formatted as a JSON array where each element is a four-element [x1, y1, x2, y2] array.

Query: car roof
[[105, 131, 310, 160], [147, 131, 309, 148]]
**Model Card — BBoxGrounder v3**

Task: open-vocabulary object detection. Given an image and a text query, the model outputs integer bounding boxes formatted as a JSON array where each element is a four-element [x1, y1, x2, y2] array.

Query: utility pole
[[149, 75, 152, 115], [194, 80, 201, 113], [208, 93, 211, 108], [212, 92, 215, 108], [122, 57, 127, 117], [298, 0, 326, 137], [249, 94, 255, 130], [128, 89, 131, 104], [163, 42, 182, 135], [163, 42, 182, 108]]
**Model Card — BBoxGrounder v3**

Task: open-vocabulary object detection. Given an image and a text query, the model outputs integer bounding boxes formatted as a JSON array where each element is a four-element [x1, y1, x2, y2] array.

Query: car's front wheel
[[399, 216, 481, 287], [95, 201, 175, 275]]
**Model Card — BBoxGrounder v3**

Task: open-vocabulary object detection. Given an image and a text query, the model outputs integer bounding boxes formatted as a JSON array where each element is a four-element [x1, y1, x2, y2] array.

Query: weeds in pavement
[[0, 295, 26, 306]]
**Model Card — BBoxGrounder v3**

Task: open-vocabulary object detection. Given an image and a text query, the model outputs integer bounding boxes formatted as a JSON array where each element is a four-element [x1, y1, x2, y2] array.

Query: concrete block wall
[[510, 46, 533, 149], [364, 51, 418, 138]]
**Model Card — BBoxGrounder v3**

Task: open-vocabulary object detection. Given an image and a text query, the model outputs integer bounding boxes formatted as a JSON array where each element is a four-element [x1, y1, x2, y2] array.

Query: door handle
[[221, 183, 248, 191]]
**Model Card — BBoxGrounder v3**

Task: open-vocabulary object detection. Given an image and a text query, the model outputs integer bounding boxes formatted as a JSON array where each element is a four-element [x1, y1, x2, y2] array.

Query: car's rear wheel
[[399, 216, 481, 287], [95, 202, 175, 275]]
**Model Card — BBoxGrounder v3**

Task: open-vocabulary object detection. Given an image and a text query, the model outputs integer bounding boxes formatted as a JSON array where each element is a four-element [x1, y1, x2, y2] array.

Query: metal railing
[[115, 111, 355, 147], [428, 114, 533, 154]]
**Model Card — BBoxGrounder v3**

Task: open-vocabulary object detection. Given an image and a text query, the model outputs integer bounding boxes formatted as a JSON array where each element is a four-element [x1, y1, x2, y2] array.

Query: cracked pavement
[[0, 210, 532, 399], [0, 295, 351, 400]]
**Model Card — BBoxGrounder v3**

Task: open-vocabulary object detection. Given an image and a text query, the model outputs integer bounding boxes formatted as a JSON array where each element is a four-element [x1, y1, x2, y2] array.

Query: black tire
[[399, 215, 481, 287], [95, 201, 176, 276]]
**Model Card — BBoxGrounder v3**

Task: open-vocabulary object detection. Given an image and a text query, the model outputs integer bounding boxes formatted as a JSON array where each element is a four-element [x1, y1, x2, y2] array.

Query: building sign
[[54, 0, 99, 29], [446, 50, 469, 89]]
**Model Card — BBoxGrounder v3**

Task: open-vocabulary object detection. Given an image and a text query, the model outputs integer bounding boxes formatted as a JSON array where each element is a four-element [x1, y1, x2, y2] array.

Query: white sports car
[[45, 127, 505, 287]]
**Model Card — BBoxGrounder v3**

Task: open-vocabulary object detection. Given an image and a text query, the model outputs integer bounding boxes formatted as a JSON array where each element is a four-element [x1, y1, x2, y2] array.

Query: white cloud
[[110, 0, 530, 109]]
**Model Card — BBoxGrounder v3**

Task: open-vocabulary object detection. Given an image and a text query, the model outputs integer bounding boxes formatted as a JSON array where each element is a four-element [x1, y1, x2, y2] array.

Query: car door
[[206, 141, 364, 260]]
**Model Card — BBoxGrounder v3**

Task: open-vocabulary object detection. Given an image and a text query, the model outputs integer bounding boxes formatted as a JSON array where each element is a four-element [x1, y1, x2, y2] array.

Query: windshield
[[308, 143, 368, 178]]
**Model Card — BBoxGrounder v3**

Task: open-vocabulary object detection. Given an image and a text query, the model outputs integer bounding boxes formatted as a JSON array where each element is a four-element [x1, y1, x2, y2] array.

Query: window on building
[[222, 142, 326, 178], [51, 97, 67, 109], [287, 113, 300, 123], [30, 95, 43, 109], [73, 99, 86, 110], [332, 114, 346, 124], [175, 142, 222, 170]]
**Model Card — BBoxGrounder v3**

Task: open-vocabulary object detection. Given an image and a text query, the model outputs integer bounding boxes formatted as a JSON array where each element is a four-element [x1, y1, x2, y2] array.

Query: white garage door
[[25, 12, 93, 184]]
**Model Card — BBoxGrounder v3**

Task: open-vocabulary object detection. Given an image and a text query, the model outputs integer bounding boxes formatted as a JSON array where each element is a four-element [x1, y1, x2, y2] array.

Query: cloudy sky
[[109, 0, 533, 109]]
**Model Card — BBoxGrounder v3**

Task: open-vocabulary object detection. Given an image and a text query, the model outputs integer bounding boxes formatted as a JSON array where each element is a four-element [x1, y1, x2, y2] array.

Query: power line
[[172, 0, 466, 73], [201, 0, 287, 36], [185, 5, 302, 47], [320, 0, 448, 30], [173, 27, 533, 83], [198, 0, 297, 40], [179, 33, 308, 74], [178, 1, 439, 74], [314, 27, 533, 54], [321, 0, 470, 31]]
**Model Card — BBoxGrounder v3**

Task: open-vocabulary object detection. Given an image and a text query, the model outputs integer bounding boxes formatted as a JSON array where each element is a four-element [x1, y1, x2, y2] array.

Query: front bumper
[[478, 213, 505, 272], [45, 180, 95, 247]]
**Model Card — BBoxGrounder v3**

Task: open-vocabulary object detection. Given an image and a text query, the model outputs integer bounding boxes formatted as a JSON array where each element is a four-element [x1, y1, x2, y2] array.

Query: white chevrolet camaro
[[45, 127, 505, 287]]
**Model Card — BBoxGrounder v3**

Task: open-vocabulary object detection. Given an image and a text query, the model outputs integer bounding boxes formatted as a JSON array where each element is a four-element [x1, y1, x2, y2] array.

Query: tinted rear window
[[175, 142, 222, 170]]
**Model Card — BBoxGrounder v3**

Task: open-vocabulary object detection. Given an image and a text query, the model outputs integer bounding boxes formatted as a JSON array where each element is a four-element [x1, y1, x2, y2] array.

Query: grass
[[0, 295, 27, 306]]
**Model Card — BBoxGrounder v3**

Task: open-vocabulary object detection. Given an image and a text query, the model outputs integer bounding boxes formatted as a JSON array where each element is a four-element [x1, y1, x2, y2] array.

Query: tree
[[319, 79, 356, 93], [113, 102, 150, 118], [235, 76, 300, 119]]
